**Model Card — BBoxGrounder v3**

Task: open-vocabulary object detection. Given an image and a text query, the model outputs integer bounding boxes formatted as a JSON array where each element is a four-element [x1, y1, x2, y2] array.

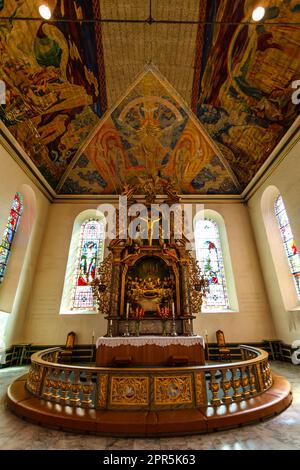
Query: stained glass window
[[72, 219, 105, 310], [0, 192, 23, 283], [274, 195, 300, 299], [195, 219, 230, 311]]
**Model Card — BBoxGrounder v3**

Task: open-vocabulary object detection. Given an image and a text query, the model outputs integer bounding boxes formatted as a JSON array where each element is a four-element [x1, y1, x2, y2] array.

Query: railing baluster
[[70, 370, 81, 407], [262, 360, 272, 389], [43, 368, 53, 398], [81, 372, 93, 408], [25, 345, 273, 416], [249, 364, 257, 395], [241, 366, 250, 399], [221, 368, 232, 405], [60, 370, 71, 404], [209, 370, 221, 407], [52, 370, 61, 401], [266, 361, 272, 387], [231, 368, 242, 402]]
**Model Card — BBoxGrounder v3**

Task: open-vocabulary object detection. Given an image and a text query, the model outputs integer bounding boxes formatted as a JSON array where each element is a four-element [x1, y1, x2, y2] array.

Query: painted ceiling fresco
[[61, 71, 240, 195], [0, 0, 106, 188], [193, 0, 300, 186], [0, 0, 299, 195]]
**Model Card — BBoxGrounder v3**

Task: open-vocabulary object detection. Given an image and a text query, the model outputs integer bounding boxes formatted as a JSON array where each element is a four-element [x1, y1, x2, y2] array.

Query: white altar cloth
[[96, 335, 205, 349]]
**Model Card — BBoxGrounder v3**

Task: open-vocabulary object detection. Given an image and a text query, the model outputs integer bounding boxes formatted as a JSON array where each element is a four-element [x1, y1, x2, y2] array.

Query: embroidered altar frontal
[[96, 336, 205, 367]]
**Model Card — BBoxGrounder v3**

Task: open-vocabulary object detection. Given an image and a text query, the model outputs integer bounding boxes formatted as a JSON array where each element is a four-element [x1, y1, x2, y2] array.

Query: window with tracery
[[195, 218, 230, 310], [274, 195, 300, 299], [72, 219, 105, 310], [0, 192, 23, 283]]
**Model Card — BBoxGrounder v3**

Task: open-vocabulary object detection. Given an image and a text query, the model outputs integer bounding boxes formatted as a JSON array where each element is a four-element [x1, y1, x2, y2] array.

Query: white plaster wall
[[0, 143, 50, 346], [193, 202, 275, 343], [24, 203, 108, 345], [25, 200, 275, 345], [248, 139, 300, 344]]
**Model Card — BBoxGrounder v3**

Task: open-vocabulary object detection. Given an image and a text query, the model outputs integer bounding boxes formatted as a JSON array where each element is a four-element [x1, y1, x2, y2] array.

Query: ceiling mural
[[62, 71, 240, 195], [0, 0, 106, 187], [193, 0, 300, 187], [0, 0, 299, 195]]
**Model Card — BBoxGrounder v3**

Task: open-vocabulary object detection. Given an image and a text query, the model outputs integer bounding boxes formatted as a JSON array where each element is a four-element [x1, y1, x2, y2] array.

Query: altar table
[[96, 336, 205, 366]]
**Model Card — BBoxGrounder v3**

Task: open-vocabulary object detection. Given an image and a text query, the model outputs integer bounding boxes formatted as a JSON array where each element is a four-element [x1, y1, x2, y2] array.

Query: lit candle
[[92, 330, 95, 343], [126, 303, 129, 320], [172, 302, 175, 319]]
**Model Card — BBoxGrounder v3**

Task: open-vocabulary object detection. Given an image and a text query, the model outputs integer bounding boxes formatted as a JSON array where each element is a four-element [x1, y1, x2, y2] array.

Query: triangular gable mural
[[61, 67, 240, 195]]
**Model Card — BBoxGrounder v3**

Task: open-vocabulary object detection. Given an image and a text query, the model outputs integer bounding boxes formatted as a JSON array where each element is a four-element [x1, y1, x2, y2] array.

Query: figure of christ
[[138, 214, 161, 246]]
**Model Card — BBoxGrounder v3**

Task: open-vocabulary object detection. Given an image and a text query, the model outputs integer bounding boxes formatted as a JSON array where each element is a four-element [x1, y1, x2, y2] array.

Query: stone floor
[[0, 362, 299, 450]]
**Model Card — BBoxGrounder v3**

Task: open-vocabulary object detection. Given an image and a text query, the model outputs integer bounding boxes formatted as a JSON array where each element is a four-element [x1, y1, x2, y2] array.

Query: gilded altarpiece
[[93, 176, 208, 338]]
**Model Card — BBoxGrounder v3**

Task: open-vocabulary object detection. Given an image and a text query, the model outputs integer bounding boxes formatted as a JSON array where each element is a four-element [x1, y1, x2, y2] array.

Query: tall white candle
[[126, 303, 129, 320], [205, 329, 208, 336], [172, 302, 175, 319]]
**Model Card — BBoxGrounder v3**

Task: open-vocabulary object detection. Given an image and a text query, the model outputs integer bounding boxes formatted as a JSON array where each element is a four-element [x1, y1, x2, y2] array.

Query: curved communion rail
[[7, 345, 292, 436]]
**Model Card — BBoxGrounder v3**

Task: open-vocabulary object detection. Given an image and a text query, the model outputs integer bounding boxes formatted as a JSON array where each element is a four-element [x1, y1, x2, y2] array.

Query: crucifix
[[139, 213, 161, 246]]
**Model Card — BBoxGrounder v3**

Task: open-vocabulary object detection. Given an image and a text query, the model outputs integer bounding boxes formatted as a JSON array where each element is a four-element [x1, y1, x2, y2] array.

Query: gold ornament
[[154, 375, 193, 405], [92, 253, 113, 315], [187, 252, 209, 314], [110, 377, 149, 406]]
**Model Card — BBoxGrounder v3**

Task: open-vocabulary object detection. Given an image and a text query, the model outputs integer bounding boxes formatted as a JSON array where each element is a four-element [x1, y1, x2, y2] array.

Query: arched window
[[71, 219, 105, 310], [274, 195, 300, 299], [195, 218, 230, 311], [0, 192, 23, 283]]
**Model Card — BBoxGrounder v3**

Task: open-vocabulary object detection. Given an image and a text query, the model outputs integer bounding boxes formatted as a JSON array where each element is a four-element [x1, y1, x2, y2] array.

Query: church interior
[[0, 0, 300, 451]]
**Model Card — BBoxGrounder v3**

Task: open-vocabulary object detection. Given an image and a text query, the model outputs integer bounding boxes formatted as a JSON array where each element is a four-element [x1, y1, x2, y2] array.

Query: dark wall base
[[1, 340, 297, 369]]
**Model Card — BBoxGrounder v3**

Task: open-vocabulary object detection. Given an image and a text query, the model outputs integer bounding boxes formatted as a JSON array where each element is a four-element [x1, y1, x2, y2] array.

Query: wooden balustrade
[[25, 344, 273, 412]]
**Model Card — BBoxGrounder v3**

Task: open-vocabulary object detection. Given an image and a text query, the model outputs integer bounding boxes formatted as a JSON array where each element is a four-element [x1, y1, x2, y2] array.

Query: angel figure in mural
[[185, 147, 204, 178], [106, 137, 125, 190], [175, 140, 190, 186], [93, 143, 119, 193]]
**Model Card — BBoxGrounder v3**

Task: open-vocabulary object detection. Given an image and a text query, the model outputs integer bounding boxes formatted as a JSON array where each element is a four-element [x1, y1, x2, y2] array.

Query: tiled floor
[[0, 362, 299, 450]]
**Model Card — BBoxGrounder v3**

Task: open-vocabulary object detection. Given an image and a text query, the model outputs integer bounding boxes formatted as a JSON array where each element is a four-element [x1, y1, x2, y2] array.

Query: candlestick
[[107, 318, 113, 337]]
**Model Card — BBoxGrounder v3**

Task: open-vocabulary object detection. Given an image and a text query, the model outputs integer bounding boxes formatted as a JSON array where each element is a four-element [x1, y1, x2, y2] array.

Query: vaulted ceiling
[[0, 0, 299, 195]]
